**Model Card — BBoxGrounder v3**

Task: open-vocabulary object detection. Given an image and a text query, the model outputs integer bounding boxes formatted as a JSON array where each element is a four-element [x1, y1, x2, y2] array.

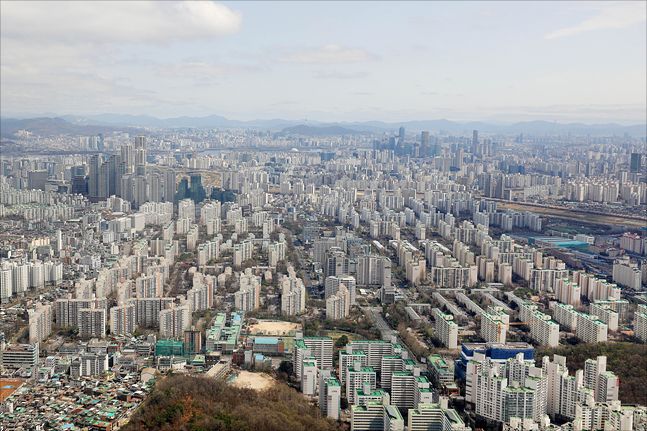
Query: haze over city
[[1, 1, 646, 123]]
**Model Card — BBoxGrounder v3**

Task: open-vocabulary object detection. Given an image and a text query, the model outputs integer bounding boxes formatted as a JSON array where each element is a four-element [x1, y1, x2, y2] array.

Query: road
[[487, 198, 646, 228], [361, 306, 421, 364]]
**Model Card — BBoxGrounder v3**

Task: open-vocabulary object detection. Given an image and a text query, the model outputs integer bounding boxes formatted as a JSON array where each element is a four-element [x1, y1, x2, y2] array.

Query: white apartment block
[[268, 241, 286, 267], [28, 303, 52, 344], [110, 303, 136, 336], [576, 312, 608, 343], [339, 349, 368, 386], [584, 356, 619, 403], [159, 304, 191, 339], [356, 254, 391, 288], [55, 297, 107, 328], [347, 364, 377, 404], [408, 402, 470, 431], [433, 308, 459, 349], [553, 278, 582, 307], [197, 239, 220, 267], [572, 272, 621, 302], [481, 309, 508, 344], [553, 303, 578, 331], [293, 336, 333, 380], [319, 371, 341, 420], [589, 302, 619, 332], [326, 283, 350, 320], [280, 269, 306, 316], [233, 240, 254, 267], [301, 357, 318, 396], [518, 302, 559, 347], [132, 297, 174, 327], [78, 307, 107, 339], [347, 340, 397, 369], [634, 304, 647, 343], [380, 354, 404, 391], [612, 259, 642, 289], [350, 401, 385, 431], [389, 370, 432, 411], [234, 268, 261, 312], [177, 199, 195, 222], [325, 275, 357, 305]]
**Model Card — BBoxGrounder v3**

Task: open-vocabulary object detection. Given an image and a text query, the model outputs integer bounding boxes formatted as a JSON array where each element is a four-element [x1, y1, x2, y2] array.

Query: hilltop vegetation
[[123, 374, 341, 431], [536, 342, 647, 406]]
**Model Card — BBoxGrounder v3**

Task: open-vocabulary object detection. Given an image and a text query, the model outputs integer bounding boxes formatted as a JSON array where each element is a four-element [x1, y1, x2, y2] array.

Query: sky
[[1, 1, 645, 124]]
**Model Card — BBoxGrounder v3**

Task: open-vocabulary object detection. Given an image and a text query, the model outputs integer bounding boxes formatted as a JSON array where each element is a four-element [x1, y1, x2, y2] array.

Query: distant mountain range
[[0, 117, 143, 138], [1, 114, 645, 138]]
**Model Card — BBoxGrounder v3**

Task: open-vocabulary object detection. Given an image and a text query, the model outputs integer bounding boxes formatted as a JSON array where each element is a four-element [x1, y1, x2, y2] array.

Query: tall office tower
[[630, 152, 642, 173], [121, 143, 135, 173], [420, 131, 430, 157], [189, 174, 206, 203], [325, 247, 350, 278], [107, 154, 122, 197], [134, 135, 146, 175], [398, 126, 405, 142], [97, 158, 110, 199], [88, 155, 101, 198], [28, 170, 48, 190], [164, 169, 176, 201], [472, 129, 479, 154], [147, 171, 163, 203], [79, 307, 107, 339]]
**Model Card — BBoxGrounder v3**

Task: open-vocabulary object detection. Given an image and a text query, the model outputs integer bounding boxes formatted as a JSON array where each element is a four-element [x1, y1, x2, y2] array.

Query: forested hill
[[123, 374, 341, 431], [536, 342, 647, 406]]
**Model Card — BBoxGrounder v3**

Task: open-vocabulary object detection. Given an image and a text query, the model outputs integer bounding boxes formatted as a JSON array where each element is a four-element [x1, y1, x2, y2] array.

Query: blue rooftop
[[255, 337, 280, 345]]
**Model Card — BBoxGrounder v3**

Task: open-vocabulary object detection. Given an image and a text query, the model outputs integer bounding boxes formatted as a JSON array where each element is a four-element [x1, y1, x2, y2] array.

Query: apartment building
[[433, 308, 459, 349]]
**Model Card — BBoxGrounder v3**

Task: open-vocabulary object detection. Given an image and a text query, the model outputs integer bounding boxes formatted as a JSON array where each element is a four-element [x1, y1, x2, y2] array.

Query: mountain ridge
[[1, 114, 645, 137]]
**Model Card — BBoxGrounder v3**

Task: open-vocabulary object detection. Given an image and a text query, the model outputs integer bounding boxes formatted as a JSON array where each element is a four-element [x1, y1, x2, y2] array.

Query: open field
[[497, 201, 646, 228], [323, 330, 363, 342], [247, 320, 301, 336], [229, 371, 276, 391], [0, 378, 25, 401]]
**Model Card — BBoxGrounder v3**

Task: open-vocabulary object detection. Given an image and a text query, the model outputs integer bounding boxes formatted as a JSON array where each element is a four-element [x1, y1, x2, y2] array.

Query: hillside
[[0, 117, 142, 138], [536, 342, 647, 406], [123, 374, 341, 431]]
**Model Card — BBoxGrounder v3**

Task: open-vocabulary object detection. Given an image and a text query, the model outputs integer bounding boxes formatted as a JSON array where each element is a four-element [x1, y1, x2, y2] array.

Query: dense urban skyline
[[1, 2, 646, 431], [1, 1, 646, 123]]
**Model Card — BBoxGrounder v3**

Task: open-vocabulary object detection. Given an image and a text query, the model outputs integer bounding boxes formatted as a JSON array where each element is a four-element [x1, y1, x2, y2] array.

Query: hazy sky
[[1, 1, 645, 123]]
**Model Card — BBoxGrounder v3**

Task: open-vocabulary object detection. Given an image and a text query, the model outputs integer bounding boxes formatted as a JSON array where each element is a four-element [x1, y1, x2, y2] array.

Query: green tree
[[335, 335, 349, 348]]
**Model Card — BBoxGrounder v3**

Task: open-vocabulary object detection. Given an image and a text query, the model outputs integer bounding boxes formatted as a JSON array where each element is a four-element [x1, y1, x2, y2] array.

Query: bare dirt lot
[[247, 320, 301, 336], [229, 371, 275, 391]]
